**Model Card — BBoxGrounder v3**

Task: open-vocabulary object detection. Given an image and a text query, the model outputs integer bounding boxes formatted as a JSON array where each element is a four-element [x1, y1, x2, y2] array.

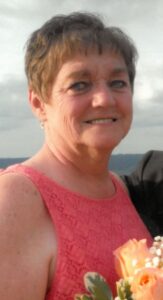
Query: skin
[[0, 51, 133, 299]]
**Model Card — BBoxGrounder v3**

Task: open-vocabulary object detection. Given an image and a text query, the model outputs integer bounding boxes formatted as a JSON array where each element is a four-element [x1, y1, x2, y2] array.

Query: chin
[[89, 134, 124, 147], [86, 140, 121, 153]]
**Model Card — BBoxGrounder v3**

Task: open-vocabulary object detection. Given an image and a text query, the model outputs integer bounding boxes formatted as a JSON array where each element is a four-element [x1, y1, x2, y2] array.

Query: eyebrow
[[111, 67, 128, 76], [66, 67, 128, 80], [66, 70, 90, 80]]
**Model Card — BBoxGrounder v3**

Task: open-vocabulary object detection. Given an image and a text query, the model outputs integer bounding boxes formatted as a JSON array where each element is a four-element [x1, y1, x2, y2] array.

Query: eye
[[69, 81, 91, 93], [110, 80, 128, 89]]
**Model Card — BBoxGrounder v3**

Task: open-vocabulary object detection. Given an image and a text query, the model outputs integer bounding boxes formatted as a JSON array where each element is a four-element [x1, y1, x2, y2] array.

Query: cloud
[[133, 60, 163, 108], [133, 72, 163, 128], [133, 98, 163, 128], [0, 118, 43, 158], [0, 77, 32, 130], [0, 0, 163, 156]]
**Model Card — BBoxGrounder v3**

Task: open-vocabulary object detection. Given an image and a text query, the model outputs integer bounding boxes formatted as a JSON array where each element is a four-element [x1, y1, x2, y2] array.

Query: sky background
[[0, 0, 163, 157]]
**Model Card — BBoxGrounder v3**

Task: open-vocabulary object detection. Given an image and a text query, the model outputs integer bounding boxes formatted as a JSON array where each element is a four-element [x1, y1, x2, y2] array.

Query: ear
[[28, 89, 47, 122]]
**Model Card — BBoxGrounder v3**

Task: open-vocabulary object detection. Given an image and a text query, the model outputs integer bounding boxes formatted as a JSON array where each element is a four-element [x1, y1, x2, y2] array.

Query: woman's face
[[43, 51, 133, 154]]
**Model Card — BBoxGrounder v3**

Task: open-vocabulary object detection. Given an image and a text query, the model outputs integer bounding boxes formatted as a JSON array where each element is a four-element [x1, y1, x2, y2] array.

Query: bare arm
[[0, 173, 55, 300]]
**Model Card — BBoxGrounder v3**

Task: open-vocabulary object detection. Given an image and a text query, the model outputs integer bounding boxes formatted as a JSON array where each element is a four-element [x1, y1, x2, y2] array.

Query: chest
[[46, 191, 152, 293]]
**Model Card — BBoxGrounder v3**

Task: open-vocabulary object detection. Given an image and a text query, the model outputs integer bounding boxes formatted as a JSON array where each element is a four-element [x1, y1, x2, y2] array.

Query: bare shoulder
[[0, 171, 41, 205], [0, 172, 56, 299], [0, 172, 46, 232]]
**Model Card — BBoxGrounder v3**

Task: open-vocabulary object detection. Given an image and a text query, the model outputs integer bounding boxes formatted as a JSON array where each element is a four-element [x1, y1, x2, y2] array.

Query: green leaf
[[84, 272, 113, 300], [74, 294, 93, 300], [116, 279, 134, 300]]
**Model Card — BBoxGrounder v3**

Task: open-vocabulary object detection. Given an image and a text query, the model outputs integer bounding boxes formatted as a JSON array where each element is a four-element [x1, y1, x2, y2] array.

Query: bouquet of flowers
[[75, 236, 163, 300]]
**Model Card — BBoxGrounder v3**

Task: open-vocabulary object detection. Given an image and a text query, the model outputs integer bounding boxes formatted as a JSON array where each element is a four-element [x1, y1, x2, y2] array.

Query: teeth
[[86, 118, 116, 124]]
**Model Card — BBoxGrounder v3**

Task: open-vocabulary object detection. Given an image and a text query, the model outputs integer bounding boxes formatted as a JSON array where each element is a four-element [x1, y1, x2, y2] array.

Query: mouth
[[84, 118, 117, 124]]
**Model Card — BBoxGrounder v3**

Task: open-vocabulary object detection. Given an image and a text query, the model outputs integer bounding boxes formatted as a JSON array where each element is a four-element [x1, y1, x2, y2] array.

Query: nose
[[92, 82, 115, 108]]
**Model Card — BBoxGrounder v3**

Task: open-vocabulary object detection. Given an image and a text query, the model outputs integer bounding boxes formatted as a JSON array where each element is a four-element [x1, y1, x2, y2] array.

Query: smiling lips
[[84, 117, 117, 124]]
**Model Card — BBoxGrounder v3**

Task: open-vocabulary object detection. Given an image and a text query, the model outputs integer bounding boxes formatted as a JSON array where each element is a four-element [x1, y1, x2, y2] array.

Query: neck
[[32, 143, 116, 199], [45, 142, 111, 178], [28, 138, 117, 199]]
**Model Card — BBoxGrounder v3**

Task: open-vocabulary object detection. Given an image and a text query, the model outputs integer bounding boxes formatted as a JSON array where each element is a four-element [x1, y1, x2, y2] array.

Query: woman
[[0, 12, 152, 300]]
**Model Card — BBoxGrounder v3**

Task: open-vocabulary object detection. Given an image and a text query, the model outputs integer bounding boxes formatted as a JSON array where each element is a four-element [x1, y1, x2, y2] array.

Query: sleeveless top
[[1, 164, 152, 299]]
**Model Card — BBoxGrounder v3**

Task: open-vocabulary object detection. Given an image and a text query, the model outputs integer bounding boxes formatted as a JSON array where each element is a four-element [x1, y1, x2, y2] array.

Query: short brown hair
[[25, 12, 138, 101]]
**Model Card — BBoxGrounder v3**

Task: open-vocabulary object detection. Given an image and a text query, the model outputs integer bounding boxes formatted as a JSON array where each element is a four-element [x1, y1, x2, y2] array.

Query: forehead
[[56, 51, 128, 80]]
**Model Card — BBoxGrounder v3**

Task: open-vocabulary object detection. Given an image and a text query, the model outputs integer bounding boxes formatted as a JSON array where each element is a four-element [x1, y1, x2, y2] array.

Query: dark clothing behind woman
[[122, 150, 163, 237]]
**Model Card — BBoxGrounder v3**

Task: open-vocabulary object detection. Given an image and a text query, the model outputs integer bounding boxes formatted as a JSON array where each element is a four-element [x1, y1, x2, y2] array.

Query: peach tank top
[[1, 164, 152, 299]]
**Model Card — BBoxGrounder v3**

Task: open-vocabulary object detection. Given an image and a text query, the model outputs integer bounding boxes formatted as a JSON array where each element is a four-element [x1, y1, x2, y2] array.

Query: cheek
[[121, 95, 133, 116], [118, 96, 133, 131], [126, 101, 133, 118], [58, 106, 76, 130]]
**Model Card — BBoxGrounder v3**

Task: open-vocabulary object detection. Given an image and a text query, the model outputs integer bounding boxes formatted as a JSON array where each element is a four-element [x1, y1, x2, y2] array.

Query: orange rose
[[114, 239, 152, 278], [130, 267, 163, 300]]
